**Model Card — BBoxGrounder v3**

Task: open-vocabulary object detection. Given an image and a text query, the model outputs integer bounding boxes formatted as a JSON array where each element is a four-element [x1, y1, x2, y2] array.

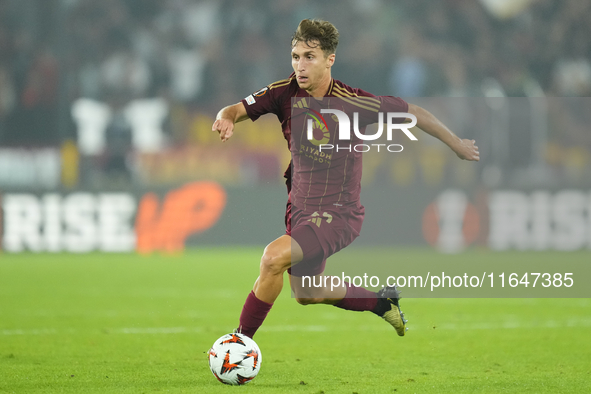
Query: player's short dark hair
[[291, 19, 339, 56]]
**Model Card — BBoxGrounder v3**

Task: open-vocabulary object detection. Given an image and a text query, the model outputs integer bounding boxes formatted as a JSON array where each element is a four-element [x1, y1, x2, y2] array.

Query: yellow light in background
[[61, 140, 79, 188]]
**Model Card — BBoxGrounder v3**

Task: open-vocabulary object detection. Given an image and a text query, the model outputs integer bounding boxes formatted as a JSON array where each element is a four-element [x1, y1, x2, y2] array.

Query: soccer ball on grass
[[208, 333, 262, 385]]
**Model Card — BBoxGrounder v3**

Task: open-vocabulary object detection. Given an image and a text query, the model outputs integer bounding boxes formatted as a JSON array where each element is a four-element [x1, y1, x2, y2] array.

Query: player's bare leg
[[238, 236, 407, 338], [289, 274, 407, 336], [253, 235, 303, 303], [236, 235, 303, 338], [289, 274, 347, 305]]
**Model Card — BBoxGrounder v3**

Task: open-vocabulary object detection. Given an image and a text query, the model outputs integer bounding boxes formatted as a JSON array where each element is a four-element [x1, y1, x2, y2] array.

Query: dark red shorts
[[285, 198, 364, 277]]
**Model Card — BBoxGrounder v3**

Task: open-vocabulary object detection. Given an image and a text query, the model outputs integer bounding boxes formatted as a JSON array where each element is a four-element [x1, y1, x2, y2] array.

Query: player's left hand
[[454, 139, 480, 161]]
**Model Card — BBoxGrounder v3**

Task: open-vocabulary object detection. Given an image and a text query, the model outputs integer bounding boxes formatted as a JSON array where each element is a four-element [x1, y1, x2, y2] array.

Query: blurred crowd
[[0, 0, 589, 147]]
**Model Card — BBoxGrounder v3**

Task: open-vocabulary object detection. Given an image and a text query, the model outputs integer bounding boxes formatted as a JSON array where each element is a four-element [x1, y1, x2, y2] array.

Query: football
[[207, 333, 262, 385]]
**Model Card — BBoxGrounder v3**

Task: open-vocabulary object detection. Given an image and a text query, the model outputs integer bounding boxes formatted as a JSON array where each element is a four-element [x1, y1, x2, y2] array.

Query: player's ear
[[327, 53, 335, 67]]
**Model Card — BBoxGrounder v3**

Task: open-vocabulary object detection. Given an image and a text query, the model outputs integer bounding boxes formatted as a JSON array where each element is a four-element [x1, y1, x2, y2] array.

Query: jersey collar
[[326, 78, 335, 96]]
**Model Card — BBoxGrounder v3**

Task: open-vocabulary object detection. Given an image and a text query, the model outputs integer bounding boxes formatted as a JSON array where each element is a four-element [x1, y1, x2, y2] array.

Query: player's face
[[291, 40, 334, 94]]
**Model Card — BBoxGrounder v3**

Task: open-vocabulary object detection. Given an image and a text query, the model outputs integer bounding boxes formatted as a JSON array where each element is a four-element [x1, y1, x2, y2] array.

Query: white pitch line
[[0, 328, 58, 336], [434, 317, 591, 331], [2, 318, 591, 336], [112, 327, 202, 334]]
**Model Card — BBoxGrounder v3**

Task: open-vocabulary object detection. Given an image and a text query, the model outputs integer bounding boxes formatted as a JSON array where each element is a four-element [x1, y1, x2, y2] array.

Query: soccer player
[[212, 19, 479, 339]]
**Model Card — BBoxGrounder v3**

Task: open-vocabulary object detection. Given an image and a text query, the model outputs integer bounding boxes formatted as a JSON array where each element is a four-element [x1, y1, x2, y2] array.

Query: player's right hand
[[212, 118, 235, 142]]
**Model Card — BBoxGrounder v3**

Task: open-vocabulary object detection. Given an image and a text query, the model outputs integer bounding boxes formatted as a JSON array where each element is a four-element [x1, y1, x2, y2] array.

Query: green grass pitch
[[1, 248, 590, 393]]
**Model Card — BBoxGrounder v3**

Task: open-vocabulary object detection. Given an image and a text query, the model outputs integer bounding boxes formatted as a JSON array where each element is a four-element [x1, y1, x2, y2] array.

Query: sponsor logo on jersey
[[245, 95, 255, 105]]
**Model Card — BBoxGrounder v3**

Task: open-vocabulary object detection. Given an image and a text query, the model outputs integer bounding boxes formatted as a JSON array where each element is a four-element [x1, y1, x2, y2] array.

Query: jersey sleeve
[[378, 95, 409, 113], [240, 83, 284, 122], [353, 87, 409, 122]]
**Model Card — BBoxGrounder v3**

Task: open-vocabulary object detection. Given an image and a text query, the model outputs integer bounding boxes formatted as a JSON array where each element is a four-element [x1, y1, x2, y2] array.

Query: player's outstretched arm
[[408, 103, 480, 161], [212, 102, 249, 142]]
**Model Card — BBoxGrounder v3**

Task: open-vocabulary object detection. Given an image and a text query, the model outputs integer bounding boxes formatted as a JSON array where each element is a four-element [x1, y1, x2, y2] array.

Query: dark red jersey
[[241, 75, 408, 212]]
